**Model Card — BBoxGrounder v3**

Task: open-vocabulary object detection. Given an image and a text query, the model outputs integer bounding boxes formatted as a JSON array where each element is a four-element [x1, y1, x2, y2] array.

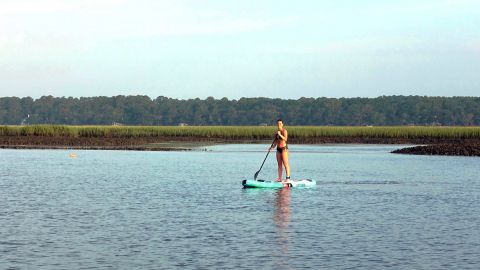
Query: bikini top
[[276, 129, 287, 146]]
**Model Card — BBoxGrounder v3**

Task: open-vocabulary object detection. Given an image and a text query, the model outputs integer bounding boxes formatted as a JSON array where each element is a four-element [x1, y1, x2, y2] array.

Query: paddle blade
[[254, 171, 260, 180]]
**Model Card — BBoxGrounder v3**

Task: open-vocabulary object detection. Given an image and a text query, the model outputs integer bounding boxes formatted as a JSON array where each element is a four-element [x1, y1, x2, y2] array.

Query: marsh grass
[[1, 125, 480, 140]]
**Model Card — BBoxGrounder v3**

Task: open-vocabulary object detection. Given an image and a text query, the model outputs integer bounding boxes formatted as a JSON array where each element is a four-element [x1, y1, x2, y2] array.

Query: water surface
[[1, 144, 479, 269]]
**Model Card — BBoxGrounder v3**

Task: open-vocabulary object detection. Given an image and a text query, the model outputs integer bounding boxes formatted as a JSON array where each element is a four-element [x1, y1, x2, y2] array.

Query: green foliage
[[1, 125, 480, 140], [1, 95, 480, 126]]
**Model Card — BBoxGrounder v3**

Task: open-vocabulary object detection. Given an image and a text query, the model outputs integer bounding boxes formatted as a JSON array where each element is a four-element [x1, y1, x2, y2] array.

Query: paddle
[[254, 137, 277, 180]]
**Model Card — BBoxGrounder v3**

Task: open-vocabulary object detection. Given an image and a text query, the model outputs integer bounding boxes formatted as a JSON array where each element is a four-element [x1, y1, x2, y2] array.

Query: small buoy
[[69, 153, 77, 158]]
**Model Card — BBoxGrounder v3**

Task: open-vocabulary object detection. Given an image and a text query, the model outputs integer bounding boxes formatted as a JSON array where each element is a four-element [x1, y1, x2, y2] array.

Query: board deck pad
[[242, 179, 316, 188]]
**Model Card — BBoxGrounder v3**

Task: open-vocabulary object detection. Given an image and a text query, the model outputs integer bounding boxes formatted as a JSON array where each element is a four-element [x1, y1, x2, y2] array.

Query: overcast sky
[[0, 0, 479, 99]]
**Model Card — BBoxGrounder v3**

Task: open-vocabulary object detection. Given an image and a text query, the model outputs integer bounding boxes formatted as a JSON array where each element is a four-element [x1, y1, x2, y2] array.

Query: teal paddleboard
[[242, 179, 316, 188]]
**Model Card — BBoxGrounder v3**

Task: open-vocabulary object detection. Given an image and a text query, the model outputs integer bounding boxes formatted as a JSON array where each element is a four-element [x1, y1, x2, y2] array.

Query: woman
[[270, 119, 291, 181]]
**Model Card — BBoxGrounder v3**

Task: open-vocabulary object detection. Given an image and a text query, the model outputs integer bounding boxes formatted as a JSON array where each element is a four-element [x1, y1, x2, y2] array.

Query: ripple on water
[[0, 146, 479, 269]]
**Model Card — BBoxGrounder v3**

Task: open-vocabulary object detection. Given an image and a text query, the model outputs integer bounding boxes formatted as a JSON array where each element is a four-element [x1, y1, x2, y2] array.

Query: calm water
[[1, 144, 479, 269]]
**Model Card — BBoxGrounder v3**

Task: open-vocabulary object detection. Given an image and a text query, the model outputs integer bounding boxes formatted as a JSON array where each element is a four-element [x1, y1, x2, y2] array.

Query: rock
[[392, 143, 480, 157]]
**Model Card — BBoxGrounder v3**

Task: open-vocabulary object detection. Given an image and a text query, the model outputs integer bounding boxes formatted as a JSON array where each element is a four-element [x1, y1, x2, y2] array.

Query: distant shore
[[1, 135, 480, 156], [1, 125, 480, 155]]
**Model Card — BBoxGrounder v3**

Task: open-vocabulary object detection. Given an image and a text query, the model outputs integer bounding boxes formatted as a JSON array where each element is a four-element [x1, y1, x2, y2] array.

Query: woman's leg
[[276, 151, 283, 181], [282, 150, 291, 179]]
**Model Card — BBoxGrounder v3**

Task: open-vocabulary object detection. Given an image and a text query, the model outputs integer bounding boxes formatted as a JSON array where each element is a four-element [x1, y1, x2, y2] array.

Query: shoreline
[[391, 143, 480, 157], [1, 135, 480, 156]]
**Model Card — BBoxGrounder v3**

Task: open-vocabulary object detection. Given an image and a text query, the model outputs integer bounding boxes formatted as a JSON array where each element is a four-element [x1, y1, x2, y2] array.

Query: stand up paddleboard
[[242, 179, 316, 188]]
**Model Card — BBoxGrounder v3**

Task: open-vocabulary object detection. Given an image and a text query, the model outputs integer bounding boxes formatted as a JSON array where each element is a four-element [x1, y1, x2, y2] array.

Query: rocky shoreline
[[391, 143, 480, 157]]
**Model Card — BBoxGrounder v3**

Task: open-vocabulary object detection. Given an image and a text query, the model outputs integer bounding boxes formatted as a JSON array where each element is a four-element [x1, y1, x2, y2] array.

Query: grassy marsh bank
[[1, 125, 480, 152], [1, 125, 480, 140]]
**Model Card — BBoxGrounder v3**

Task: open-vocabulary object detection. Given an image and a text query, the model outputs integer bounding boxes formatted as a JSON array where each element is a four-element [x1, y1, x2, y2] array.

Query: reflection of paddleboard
[[242, 179, 316, 188]]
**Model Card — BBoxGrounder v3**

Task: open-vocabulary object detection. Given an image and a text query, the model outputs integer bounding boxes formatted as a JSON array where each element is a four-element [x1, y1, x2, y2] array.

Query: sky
[[0, 0, 479, 99]]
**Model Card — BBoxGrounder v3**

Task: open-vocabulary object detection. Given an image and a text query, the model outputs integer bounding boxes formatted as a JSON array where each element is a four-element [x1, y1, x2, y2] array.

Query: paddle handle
[[254, 137, 277, 180]]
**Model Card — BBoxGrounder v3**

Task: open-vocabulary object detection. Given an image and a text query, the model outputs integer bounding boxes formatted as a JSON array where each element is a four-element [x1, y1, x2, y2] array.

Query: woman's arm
[[277, 129, 288, 142], [270, 138, 278, 150]]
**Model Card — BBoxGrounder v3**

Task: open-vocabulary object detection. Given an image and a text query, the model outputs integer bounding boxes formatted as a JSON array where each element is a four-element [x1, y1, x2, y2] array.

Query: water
[[1, 144, 479, 269]]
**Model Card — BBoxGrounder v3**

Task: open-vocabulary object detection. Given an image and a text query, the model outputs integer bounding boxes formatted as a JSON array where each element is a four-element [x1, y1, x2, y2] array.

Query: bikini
[[276, 130, 288, 153], [276, 130, 290, 180]]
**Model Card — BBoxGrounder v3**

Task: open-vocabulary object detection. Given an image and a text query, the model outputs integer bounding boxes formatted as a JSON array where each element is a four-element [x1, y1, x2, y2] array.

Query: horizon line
[[2, 94, 479, 101]]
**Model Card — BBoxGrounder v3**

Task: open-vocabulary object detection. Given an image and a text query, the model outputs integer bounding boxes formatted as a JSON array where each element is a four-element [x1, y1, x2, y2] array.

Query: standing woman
[[271, 119, 291, 181]]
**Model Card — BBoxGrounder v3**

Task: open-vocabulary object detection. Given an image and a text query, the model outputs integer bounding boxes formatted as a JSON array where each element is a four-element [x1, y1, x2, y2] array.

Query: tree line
[[0, 95, 479, 126]]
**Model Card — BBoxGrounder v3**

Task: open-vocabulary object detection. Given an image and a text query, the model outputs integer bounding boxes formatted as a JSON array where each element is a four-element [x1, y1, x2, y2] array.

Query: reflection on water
[[273, 188, 292, 268], [274, 188, 291, 244], [1, 146, 480, 269]]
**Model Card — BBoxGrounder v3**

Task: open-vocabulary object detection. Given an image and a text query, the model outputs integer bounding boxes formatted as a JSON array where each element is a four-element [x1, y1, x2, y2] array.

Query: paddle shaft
[[254, 137, 277, 180]]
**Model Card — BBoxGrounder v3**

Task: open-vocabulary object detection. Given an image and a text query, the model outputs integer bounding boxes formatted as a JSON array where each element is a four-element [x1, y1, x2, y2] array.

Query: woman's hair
[[277, 119, 283, 122]]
